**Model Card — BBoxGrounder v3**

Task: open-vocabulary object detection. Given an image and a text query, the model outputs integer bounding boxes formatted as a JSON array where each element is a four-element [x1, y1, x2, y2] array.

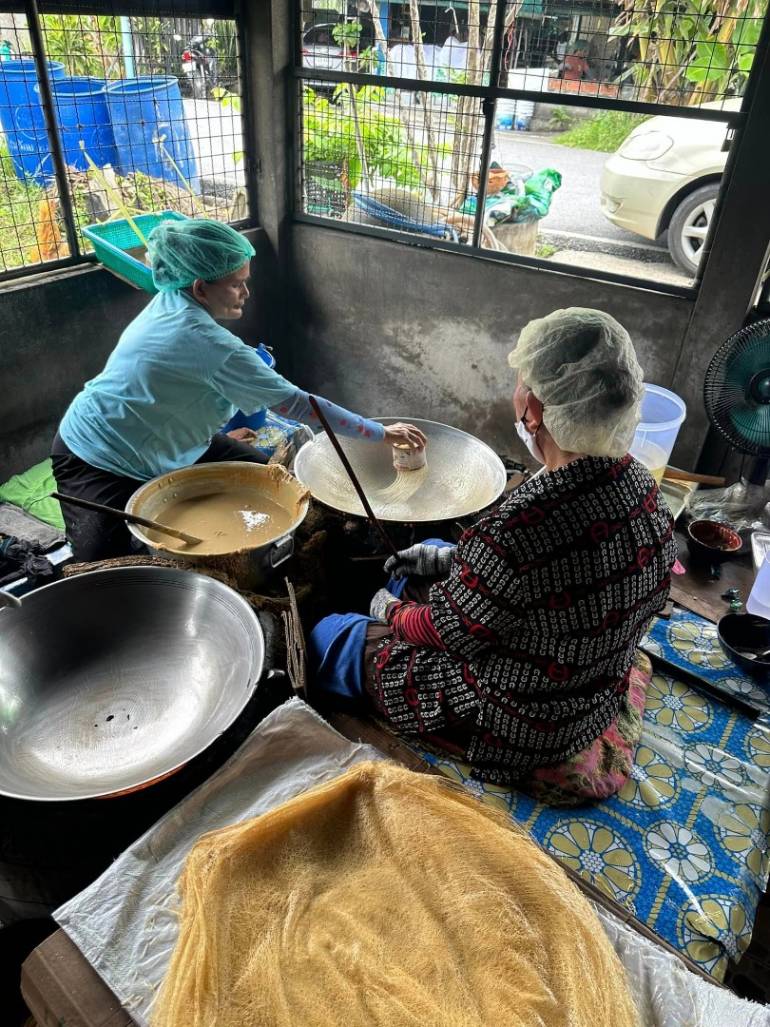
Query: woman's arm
[[387, 601, 446, 649], [272, 388, 426, 448], [269, 388, 385, 442], [213, 347, 425, 446]]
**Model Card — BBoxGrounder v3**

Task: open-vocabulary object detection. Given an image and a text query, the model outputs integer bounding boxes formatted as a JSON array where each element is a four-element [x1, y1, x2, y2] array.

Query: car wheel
[[668, 183, 719, 276]]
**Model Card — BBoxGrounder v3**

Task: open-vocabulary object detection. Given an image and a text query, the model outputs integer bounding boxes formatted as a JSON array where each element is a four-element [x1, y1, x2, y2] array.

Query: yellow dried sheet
[[152, 762, 639, 1027]]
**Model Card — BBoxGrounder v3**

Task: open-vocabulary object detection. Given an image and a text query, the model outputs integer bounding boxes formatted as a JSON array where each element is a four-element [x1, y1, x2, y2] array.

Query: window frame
[[0, 0, 256, 285], [290, 0, 763, 299]]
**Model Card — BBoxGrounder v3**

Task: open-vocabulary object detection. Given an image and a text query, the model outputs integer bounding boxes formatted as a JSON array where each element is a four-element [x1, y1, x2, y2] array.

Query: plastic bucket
[[495, 98, 517, 130], [104, 76, 198, 189], [0, 59, 65, 182], [47, 76, 118, 170], [223, 345, 277, 433], [629, 383, 687, 483]]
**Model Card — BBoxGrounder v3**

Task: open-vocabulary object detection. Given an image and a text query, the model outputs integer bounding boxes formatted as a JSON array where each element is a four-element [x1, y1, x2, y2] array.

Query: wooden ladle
[[52, 492, 202, 546]]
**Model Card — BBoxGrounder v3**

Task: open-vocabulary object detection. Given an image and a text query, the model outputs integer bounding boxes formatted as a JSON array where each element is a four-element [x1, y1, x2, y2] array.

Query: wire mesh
[[299, 0, 767, 110], [0, 4, 248, 277], [295, 0, 759, 286], [298, 79, 487, 246], [476, 97, 730, 287], [0, 13, 66, 272]]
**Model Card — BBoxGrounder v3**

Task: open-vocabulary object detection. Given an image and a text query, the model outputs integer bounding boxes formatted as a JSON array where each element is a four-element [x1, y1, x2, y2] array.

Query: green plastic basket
[[83, 211, 189, 293]]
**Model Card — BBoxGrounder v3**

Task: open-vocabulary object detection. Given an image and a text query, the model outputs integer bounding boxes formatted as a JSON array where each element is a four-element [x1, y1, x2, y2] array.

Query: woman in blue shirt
[[52, 219, 425, 561]]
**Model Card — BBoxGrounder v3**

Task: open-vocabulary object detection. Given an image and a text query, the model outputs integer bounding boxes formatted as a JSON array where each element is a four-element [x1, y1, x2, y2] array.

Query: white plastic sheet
[[55, 699, 769, 1027]]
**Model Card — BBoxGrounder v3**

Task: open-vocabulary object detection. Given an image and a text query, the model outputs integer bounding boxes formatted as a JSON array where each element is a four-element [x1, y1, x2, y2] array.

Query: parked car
[[301, 20, 374, 94], [302, 23, 346, 77], [600, 100, 738, 275]]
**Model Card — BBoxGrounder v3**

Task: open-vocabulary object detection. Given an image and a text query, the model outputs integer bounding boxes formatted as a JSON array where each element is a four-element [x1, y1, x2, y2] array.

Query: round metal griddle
[[294, 417, 506, 522], [0, 567, 264, 801]]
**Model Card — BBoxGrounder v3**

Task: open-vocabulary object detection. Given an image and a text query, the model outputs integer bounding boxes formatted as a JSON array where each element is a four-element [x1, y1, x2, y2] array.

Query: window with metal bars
[[293, 0, 767, 291], [0, 1, 251, 282]]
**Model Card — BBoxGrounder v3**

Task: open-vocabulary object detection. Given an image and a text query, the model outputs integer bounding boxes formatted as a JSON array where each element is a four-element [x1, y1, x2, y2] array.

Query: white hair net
[[508, 307, 643, 458]]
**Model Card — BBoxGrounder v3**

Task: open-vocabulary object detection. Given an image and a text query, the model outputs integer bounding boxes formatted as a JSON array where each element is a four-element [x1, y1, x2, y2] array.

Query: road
[[494, 129, 665, 251]]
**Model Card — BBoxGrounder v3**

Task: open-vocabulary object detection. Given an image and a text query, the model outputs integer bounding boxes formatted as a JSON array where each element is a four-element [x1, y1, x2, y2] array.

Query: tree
[[364, 0, 520, 205], [612, 0, 765, 106]]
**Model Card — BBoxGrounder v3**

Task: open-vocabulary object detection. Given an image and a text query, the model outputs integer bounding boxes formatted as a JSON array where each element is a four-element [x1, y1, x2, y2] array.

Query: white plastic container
[[629, 383, 687, 483], [503, 68, 551, 129], [747, 554, 770, 619]]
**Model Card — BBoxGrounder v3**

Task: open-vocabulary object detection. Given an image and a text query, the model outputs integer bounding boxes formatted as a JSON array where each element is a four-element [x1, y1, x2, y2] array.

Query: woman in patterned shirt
[[311, 308, 676, 804]]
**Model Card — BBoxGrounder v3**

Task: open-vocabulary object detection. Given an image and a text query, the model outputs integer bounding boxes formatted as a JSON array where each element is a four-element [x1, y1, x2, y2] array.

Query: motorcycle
[[181, 34, 218, 99]]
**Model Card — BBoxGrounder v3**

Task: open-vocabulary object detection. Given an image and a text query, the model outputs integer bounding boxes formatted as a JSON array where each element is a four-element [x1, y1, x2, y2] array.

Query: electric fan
[[690, 317, 770, 530]]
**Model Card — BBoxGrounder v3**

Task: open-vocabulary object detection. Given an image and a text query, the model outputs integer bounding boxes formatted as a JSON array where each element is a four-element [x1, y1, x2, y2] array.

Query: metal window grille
[[0, 1, 251, 281], [293, 0, 769, 290]]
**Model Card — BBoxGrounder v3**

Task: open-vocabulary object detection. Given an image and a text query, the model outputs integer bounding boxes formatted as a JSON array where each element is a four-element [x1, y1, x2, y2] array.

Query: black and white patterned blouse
[[367, 455, 677, 783]]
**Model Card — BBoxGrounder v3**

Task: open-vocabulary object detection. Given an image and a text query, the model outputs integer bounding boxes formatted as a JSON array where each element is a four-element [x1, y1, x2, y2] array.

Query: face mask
[[516, 412, 546, 464]]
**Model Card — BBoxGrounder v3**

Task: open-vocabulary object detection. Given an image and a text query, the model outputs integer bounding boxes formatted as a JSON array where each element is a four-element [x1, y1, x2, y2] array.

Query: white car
[[600, 100, 738, 275]]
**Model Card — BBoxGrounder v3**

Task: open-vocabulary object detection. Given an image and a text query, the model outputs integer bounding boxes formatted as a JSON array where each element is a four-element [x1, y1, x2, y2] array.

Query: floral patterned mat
[[413, 608, 770, 979]]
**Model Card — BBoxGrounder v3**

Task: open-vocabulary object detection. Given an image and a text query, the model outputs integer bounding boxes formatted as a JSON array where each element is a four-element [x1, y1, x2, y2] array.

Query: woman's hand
[[370, 588, 400, 624], [384, 543, 455, 579], [383, 423, 427, 450], [227, 427, 258, 443]]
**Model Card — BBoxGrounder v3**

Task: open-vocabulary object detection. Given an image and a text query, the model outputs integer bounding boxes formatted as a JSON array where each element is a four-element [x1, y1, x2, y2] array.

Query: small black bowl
[[718, 613, 770, 679]]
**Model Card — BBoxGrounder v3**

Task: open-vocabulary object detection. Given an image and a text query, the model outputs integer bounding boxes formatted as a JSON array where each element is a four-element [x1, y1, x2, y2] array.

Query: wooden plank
[[672, 528, 754, 624], [21, 930, 137, 1027]]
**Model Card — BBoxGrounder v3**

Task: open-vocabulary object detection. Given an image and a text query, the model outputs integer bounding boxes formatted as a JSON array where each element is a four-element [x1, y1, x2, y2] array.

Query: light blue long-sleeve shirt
[[59, 290, 384, 480]]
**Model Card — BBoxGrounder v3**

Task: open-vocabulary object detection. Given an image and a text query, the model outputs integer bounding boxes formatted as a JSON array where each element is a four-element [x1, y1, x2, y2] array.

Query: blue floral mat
[[412, 607, 770, 979]]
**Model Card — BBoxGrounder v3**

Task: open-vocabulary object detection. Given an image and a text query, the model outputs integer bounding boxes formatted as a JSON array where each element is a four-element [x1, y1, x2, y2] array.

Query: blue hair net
[[148, 218, 256, 292]]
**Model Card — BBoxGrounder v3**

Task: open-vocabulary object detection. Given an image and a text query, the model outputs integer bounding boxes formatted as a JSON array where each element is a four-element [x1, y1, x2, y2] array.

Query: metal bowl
[[0, 567, 264, 801], [126, 461, 310, 589], [294, 417, 507, 522], [718, 613, 770, 679]]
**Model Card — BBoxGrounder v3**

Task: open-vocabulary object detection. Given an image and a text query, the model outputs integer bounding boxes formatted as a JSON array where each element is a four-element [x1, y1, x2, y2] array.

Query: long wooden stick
[[663, 467, 727, 487], [307, 396, 400, 560], [53, 492, 202, 546]]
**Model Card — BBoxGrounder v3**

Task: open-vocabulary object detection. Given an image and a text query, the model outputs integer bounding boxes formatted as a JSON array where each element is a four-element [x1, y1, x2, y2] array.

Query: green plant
[[547, 106, 574, 131], [212, 88, 244, 165], [209, 19, 239, 86], [331, 20, 362, 51], [535, 240, 558, 258], [41, 14, 122, 78], [611, 0, 765, 105], [556, 110, 649, 152], [0, 138, 46, 271], [302, 87, 424, 189]]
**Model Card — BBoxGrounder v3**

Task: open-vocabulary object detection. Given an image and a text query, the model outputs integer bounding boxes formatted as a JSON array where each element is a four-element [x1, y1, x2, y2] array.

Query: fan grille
[[704, 318, 770, 457]]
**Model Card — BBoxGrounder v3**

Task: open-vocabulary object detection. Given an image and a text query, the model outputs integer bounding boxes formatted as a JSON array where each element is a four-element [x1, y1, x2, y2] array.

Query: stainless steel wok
[[294, 417, 507, 522], [0, 567, 264, 801]]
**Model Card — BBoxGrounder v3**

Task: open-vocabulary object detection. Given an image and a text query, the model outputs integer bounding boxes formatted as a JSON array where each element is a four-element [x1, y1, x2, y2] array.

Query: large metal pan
[[0, 567, 264, 801], [294, 417, 507, 522]]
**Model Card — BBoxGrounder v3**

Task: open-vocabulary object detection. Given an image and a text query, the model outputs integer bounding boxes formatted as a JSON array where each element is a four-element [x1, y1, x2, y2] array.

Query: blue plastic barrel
[[223, 346, 276, 433], [0, 59, 65, 182], [48, 76, 118, 171], [104, 76, 198, 190]]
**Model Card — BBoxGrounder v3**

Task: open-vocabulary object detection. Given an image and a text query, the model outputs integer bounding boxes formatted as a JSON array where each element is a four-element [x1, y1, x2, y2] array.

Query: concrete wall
[[289, 223, 697, 463], [0, 228, 275, 479]]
